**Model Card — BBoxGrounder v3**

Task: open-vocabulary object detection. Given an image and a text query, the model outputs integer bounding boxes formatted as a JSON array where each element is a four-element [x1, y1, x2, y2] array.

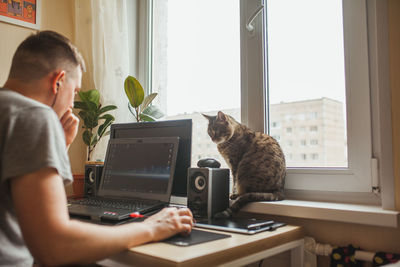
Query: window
[[271, 122, 280, 128], [272, 135, 280, 141], [240, 0, 376, 199], [151, 0, 240, 168], [310, 139, 318, 146], [144, 0, 393, 205]]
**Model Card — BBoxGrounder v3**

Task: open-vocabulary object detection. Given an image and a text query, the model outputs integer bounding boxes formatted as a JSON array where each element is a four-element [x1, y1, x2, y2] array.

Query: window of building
[[272, 135, 280, 141], [310, 139, 318, 145], [271, 122, 280, 128]]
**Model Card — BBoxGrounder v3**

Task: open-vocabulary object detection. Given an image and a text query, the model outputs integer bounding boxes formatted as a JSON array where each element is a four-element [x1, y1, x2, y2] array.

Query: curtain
[[74, 0, 136, 161]]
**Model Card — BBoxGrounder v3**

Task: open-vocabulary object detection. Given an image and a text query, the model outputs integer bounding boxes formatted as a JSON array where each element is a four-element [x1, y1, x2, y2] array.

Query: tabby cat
[[203, 111, 286, 218]]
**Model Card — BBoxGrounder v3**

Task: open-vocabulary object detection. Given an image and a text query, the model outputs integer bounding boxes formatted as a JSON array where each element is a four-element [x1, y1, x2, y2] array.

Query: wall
[[0, 23, 35, 85], [389, 0, 400, 210], [0, 0, 79, 194], [42, 0, 87, 176]]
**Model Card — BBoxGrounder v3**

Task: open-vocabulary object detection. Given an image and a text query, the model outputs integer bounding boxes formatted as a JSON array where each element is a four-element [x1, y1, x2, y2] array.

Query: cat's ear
[[202, 113, 213, 121], [217, 111, 227, 121]]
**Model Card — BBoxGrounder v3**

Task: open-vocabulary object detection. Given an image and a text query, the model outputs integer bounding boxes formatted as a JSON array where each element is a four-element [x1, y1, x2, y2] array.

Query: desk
[[98, 225, 304, 267]]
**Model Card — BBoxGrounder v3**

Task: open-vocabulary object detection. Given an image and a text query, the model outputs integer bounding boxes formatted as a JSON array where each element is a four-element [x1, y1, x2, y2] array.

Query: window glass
[[266, 0, 347, 168], [152, 0, 240, 167]]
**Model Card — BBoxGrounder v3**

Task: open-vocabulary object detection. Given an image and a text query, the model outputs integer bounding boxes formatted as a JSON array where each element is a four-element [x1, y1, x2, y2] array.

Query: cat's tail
[[214, 192, 284, 218]]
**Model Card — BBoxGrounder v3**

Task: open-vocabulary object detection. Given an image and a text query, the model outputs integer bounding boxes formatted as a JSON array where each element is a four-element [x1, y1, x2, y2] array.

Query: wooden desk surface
[[102, 225, 304, 267]]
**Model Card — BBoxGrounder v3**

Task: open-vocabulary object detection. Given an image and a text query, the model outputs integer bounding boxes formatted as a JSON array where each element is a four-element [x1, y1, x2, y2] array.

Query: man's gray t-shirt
[[0, 89, 73, 266]]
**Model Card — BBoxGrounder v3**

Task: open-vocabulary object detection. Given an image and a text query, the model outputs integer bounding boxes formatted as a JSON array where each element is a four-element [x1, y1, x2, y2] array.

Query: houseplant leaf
[[139, 113, 156, 122], [82, 130, 92, 146], [98, 115, 115, 137], [74, 89, 118, 161], [141, 105, 164, 119], [140, 93, 158, 112], [90, 133, 99, 146], [73, 101, 89, 111], [124, 76, 144, 108], [78, 89, 100, 108], [98, 105, 118, 115], [99, 114, 115, 121], [80, 111, 99, 129]]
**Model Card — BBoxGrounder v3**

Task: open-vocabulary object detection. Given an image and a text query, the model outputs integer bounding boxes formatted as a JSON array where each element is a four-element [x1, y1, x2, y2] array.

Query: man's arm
[[11, 167, 193, 266]]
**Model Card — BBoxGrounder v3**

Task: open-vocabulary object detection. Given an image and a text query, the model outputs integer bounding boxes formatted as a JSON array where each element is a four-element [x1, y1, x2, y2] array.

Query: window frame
[[141, 0, 394, 207], [240, 0, 394, 205]]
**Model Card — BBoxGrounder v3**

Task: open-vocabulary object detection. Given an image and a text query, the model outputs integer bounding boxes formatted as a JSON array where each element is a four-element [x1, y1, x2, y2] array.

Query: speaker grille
[[84, 164, 103, 197]]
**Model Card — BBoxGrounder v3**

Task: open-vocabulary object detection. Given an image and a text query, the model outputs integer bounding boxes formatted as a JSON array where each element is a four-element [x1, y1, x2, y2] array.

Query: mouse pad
[[163, 228, 231, 246]]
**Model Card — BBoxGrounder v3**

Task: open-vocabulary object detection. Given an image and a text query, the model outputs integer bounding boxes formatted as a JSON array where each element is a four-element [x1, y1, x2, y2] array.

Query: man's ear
[[51, 71, 65, 93]]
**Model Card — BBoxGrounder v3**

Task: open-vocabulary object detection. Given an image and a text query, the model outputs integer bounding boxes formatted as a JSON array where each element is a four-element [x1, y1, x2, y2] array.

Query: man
[[0, 31, 193, 266]]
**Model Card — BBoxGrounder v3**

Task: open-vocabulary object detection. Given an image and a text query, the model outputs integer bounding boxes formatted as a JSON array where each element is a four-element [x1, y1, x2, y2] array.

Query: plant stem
[[135, 107, 140, 122]]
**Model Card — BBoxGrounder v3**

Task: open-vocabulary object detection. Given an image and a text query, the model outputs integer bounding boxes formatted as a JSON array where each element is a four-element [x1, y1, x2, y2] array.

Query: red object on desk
[[129, 212, 145, 218]]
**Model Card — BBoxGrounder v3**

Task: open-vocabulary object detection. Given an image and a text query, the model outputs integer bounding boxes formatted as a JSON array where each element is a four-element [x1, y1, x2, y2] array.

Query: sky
[[157, 0, 346, 116]]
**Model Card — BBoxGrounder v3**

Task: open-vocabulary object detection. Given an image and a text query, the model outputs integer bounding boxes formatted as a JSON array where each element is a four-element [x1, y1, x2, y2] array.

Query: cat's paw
[[230, 193, 239, 200], [214, 210, 232, 219]]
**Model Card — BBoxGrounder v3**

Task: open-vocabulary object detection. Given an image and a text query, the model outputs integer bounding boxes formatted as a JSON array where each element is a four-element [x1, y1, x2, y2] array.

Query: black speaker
[[84, 163, 104, 197], [187, 167, 230, 220]]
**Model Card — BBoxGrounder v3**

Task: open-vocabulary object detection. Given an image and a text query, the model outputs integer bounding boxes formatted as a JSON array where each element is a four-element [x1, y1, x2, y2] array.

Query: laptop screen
[[98, 137, 179, 202]]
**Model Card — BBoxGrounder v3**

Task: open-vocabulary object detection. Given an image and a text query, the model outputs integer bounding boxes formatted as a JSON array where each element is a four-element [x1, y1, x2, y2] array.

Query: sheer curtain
[[74, 0, 137, 161]]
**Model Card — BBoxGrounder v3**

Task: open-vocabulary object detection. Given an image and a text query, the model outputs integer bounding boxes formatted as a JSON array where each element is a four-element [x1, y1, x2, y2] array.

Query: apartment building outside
[[165, 98, 346, 169]]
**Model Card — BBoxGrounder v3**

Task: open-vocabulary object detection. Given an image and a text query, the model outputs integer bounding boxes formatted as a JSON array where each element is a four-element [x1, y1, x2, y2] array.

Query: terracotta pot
[[72, 174, 85, 198]]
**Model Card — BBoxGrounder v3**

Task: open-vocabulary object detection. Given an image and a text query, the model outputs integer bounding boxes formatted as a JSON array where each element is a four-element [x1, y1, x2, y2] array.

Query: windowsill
[[171, 196, 399, 228], [240, 200, 399, 228]]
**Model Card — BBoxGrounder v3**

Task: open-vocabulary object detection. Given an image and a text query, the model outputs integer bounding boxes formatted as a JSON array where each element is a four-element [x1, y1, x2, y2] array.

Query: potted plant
[[124, 75, 164, 122], [74, 89, 118, 161]]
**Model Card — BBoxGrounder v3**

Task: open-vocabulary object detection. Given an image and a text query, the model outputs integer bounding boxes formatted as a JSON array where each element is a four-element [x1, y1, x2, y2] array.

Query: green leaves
[[124, 76, 164, 122], [74, 89, 118, 161], [78, 90, 100, 108], [124, 76, 144, 108], [140, 105, 164, 122]]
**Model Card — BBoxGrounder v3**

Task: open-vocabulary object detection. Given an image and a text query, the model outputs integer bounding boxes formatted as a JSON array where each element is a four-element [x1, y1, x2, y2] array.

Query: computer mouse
[[197, 158, 221, 168]]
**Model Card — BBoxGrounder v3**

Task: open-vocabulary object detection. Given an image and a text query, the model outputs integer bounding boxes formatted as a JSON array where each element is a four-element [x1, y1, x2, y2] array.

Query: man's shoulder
[[0, 88, 53, 117]]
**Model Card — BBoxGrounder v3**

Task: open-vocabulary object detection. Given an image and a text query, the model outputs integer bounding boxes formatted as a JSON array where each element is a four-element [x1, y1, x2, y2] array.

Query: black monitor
[[110, 119, 192, 197]]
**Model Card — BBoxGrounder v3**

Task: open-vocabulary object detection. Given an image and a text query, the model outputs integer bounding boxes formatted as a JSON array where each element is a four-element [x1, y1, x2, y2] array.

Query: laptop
[[68, 136, 180, 224]]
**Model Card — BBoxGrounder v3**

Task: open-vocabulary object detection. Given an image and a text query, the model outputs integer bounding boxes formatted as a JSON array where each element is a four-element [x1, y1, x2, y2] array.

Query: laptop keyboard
[[71, 197, 157, 211]]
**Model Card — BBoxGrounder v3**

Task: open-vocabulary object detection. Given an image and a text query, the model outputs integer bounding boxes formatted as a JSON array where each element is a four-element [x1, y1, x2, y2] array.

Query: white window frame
[[140, 0, 395, 208], [240, 0, 394, 206]]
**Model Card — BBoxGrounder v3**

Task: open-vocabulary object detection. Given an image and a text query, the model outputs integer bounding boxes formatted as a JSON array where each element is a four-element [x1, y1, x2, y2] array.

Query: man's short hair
[[8, 30, 86, 82]]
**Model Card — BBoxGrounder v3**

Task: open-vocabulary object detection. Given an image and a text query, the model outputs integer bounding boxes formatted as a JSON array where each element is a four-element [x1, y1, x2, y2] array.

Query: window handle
[[246, 5, 264, 32]]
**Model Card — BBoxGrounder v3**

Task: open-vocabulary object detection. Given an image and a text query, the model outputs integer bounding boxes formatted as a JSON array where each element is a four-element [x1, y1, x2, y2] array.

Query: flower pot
[[72, 174, 85, 198]]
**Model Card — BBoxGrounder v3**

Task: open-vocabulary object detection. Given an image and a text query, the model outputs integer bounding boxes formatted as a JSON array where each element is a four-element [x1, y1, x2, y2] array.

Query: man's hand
[[143, 207, 194, 242], [60, 108, 79, 148]]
